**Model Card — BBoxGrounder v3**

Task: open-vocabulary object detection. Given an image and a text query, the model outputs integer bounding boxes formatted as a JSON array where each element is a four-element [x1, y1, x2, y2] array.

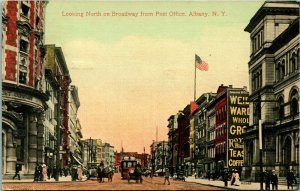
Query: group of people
[[33, 163, 49, 181], [261, 170, 279, 190]]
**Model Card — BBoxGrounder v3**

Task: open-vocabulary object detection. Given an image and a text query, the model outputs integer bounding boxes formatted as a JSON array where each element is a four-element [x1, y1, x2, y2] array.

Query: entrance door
[[283, 136, 292, 165]]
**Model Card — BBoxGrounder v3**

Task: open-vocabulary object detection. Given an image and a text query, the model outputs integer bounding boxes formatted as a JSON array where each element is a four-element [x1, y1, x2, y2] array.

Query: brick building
[[2, 0, 49, 177]]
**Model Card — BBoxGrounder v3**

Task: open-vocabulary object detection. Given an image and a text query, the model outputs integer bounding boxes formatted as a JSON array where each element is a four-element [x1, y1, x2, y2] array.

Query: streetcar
[[120, 156, 137, 179]]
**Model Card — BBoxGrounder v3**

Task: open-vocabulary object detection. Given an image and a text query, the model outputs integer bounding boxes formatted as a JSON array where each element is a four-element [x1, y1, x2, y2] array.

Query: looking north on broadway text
[[61, 11, 227, 18]]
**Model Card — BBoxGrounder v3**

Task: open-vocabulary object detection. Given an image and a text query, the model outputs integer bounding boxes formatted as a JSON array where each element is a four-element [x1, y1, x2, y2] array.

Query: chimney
[[243, 86, 247, 91], [229, 85, 233, 88]]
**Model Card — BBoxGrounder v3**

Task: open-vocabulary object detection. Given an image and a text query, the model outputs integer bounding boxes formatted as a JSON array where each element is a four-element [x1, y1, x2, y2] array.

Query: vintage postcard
[[1, 0, 299, 190]]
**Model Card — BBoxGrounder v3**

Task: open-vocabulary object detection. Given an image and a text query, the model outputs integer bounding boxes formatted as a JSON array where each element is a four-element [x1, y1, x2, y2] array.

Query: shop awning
[[72, 155, 84, 167]]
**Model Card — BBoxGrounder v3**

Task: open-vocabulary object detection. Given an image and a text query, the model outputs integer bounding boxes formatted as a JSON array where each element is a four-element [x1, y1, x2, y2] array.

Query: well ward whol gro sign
[[227, 90, 249, 168]]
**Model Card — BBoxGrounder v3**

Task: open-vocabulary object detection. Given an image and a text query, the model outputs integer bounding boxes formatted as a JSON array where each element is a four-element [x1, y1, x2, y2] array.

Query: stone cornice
[[3, 82, 49, 108], [245, 2, 299, 33]]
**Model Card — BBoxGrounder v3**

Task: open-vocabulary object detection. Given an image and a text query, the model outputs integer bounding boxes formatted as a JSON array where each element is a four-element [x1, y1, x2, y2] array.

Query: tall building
[[244, 1, 299, 180], [45, 45, 71, 168], [177, 105, 190, 176], [205, 93, 216, 177], [167, 113, 179, 176], [2, 0, 48, 177], [43, 68, 58, 168], [193, 93, 216, 176], [68, 85, 81, 165]]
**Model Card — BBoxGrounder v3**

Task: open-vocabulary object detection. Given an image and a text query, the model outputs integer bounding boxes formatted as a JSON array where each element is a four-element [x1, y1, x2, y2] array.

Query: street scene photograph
[[1, 0, 299, 190]]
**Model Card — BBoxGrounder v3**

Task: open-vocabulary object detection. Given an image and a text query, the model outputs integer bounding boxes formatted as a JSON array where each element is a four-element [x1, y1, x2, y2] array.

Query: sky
[[44, 0, 264, 153]]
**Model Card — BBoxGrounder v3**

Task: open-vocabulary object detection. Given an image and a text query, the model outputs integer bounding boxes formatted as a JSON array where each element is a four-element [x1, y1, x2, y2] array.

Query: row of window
[[207, 147, 215, 158], [253, 89, 299, 123], [277, 89, 299, 120], [252, 67, 262, 91], [216, 124, 226, 138], [216, 105, 226, 122], [215, 142, 226, 154], [251, 29, 264, 54], [275, 49, 299, 82]]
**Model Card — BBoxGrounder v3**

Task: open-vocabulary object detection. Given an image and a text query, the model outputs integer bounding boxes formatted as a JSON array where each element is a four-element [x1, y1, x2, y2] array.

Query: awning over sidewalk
[[72, 155, 84, 167]]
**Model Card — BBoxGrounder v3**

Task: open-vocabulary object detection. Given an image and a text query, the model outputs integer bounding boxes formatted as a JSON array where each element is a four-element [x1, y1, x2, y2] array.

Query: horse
[[97, 166, 114, 182]]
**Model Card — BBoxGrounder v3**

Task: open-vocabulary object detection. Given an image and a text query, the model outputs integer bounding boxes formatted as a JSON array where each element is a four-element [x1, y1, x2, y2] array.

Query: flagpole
[[194, 55, 196, 101]]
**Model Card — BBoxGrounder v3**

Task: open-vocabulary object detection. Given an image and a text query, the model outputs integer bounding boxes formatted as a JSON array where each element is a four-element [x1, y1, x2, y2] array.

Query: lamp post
[[162, 141, 165, 173]]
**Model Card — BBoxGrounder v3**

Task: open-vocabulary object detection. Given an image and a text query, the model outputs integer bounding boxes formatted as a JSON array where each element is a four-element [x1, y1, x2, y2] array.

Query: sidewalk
[[2, 175, 87, 183], [185, 176, 296, 190]]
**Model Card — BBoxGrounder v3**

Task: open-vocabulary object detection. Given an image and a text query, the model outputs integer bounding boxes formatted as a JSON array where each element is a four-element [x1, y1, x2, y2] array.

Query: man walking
[[164, 168, 170, 185], [12, 162, 21, 180], [271, 170, 278, 190]]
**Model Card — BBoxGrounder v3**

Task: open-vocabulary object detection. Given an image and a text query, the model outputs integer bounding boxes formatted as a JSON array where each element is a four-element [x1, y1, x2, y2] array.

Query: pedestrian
[[77, 165, 83, 181], [164, 168, 170, 185], [42, 163, 48, 181], [207, 170, 211, 181], [52, 166, 57, 180], [234, 170, 241, 186], [47, 165, 52, 180], [271, 170, 278, 190], [265, 171, 271, 190], [286, 169, 297, 190], [230, 169, 236, 185], [13, 162, 21, 180], [34, 163, 42, 181]]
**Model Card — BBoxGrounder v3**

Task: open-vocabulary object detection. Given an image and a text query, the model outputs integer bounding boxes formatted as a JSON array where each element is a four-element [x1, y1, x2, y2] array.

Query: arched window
[[278, 96, 284, 120], [290, 89, 299, 116]]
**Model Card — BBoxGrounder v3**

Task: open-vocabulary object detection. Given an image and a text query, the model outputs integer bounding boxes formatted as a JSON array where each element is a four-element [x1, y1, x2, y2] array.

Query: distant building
[[68, 85, 81, 165], [244, 1, 299, 180], [103, 143, 115, 167]]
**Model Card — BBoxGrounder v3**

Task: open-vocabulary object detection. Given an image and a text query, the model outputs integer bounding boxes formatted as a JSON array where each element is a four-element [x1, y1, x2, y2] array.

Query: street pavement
[[3, 174, 299, 190], [2, 175, 88, 183], [2, 173, 223, 190], [185, 176, 298, 190]]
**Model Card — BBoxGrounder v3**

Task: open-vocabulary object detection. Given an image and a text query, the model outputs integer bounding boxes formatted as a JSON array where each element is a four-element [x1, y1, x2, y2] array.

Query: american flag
[[195, 54, 208, 71]]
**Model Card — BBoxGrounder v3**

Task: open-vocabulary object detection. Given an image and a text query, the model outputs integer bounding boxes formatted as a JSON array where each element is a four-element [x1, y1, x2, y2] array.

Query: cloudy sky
[[45, 1, 263, 153]]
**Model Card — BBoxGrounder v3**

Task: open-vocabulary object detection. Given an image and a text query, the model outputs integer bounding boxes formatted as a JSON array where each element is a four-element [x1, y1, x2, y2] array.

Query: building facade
[[194, 93, 216, 177], [68, 85, 81, 166], [244, 1, 299, 180], [2, 0, 48, 177], [103, 143, 115, 167], [45, 45, 71, 169]]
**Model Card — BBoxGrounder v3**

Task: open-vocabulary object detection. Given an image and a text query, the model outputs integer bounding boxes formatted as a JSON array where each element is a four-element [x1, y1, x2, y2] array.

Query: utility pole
[[162, 141, 165, 174]]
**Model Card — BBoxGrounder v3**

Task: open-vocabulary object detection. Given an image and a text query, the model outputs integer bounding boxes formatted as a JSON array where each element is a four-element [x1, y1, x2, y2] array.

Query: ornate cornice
[[16, 20, 33, 35]]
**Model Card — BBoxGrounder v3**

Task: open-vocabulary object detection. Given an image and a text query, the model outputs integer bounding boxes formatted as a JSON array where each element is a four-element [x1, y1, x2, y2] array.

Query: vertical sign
[[227, 90, 249, 168]]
